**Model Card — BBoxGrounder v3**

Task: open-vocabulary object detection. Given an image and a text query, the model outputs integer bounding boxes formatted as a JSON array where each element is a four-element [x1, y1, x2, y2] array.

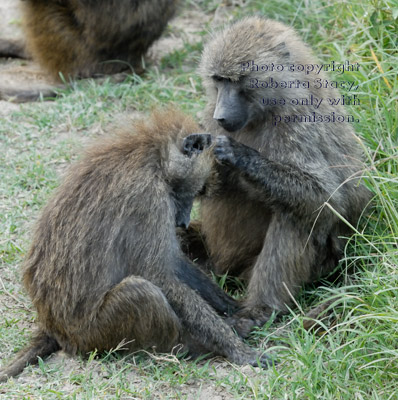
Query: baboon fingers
[[182, 133, 213, 157], [214, 135, 237, 165]]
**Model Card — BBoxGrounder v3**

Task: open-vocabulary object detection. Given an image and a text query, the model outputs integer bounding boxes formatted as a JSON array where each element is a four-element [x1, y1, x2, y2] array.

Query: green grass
[[1, 0, 397, 398]]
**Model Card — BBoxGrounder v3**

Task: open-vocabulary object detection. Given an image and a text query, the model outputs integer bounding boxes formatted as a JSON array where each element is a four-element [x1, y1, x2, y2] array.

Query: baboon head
[[166, 133, 213, 229], [199, 17, 319, 132]]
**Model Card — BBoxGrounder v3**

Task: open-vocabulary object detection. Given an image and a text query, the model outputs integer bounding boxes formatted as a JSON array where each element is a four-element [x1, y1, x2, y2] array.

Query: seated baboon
[[0, 108, 271, 382], [190, 16, 371, 337], [0, 0, 178, 101], [11, 0, 178, 78]]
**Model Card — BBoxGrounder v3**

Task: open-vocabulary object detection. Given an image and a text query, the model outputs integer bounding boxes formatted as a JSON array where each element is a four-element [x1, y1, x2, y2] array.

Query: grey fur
[[196, 17, 371, 337]]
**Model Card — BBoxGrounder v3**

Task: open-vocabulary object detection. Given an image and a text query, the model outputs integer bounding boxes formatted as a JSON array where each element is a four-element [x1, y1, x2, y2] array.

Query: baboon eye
[[212, 75, 228, 82]]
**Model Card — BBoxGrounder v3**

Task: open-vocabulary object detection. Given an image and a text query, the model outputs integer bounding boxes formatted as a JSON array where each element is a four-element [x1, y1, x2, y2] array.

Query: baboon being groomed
[[16, 0, 178, 79], [192, 16, 371, 337], [0, 108, 271, 382]]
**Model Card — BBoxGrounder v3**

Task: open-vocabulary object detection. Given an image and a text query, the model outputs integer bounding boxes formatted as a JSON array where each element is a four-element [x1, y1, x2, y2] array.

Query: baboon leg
[[227, 212, 318, 337], [0, 39, 27, 58], [164, 282, 272, 367], [70, 276, 182, 354], [176, 258, 239, 317]]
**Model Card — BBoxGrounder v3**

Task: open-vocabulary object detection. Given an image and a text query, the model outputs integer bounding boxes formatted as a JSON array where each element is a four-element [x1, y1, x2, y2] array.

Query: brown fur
[[0, 0, 178, 102], [0, 108, 271, 382], [193, 17, 371, 337], [22, 0, 178, 79]]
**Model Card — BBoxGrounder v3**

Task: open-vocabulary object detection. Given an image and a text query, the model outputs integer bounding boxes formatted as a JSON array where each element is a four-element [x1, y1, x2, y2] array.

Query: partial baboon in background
[[15, 0, 178, 78], [0, 108, 271, 382], [0, 38, 27, 59], [0, 0, 178, 101], [193, 16, 371, 337]]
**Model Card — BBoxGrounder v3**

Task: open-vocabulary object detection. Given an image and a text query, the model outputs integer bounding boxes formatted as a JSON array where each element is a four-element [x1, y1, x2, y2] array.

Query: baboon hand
[[214, 135, 237, 165], [183, 133, 212, 157], [214, 135, 260, 168]]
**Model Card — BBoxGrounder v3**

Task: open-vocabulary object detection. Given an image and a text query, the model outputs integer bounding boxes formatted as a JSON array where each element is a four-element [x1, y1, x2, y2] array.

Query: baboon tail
[[0, 331, 60, 382]]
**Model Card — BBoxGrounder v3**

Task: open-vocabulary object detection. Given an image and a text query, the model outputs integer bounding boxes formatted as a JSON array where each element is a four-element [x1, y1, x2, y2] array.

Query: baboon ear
[[269, 42, 290, 59]]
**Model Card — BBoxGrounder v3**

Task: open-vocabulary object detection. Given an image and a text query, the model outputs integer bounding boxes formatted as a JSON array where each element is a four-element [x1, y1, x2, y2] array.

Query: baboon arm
[[163, 281, 272, 368], [214, 135, 339, 216], [175, 258, 239, 316]]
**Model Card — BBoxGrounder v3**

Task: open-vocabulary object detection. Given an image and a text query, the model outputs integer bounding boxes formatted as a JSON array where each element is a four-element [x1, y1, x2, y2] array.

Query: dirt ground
[[0, 1, 264, 399]]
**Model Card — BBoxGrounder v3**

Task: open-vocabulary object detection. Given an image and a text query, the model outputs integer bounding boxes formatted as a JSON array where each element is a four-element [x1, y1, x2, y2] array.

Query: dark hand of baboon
[[183, 133, 212, 157], [214, 135, 257, 168], [190, 16, 371, 337]]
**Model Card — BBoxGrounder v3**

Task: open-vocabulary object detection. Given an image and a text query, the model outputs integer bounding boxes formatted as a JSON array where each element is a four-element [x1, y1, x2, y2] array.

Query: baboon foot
[[226, 316, 259, 338], [226, 307, 273, 338], [231, 347, 274, 369]]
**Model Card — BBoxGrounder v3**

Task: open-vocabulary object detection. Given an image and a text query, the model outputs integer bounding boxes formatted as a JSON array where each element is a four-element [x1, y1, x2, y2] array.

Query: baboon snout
[[175, 204, 192, 229], [183, 133, 212, 157], [213, 105, 249, 132]]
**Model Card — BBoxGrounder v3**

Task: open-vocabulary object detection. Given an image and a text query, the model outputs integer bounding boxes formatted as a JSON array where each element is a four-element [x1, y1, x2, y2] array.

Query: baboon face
[[171, 133, 213, 228], [200, 18, 305, 132], [212, 77, 251, 132]]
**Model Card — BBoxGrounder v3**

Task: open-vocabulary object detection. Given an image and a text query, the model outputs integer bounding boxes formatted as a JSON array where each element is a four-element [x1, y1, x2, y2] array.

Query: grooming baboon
[[0, 108, 271, 382], [0, 0, 178, 101], [193, 16, 371, 337]]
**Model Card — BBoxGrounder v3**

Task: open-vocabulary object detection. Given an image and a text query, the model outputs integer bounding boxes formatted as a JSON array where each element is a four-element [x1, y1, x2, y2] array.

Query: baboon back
[[22, 0, 179, 78]]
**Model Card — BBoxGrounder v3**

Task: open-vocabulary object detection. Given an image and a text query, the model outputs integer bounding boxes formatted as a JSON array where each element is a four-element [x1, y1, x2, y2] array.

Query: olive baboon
[[12, 0, 178, 78], [193, 17, 371, 337], [0, 0, 178, 101], [0, 108, 271, 382]]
